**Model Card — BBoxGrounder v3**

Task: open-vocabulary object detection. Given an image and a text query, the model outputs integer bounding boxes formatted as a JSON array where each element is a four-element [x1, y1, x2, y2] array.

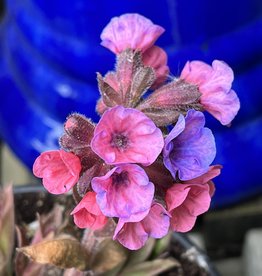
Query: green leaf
[[119, 258, 180, 276], [152, 232, 172, 258], [125, 238, 155, 267]]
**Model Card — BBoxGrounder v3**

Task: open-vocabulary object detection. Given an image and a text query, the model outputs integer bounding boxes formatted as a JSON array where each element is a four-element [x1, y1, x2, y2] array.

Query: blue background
[[0, 0, 262, 207]]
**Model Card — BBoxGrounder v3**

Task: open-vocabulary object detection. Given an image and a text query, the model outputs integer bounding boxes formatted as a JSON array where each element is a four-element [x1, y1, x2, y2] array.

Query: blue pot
[[0, 0, 262, 207]]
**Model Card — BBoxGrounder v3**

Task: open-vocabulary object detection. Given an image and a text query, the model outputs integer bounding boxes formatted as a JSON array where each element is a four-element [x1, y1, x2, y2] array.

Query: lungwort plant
[[10, 13, 240, 275]]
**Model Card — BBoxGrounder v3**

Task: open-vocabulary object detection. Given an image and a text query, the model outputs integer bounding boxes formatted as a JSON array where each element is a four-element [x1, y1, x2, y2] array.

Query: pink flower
[[33, 150, 81, 194], [71, 192, 108, 230], [91, 164, 154, 220], [113, 203, 170, 250], [142, 46, 169, 88], [91, 106, 164, 166], [165, 166, 221, 232], [180, 60, 240, 125], [166, 183, 212, 232], [101, 13, 164, 54]]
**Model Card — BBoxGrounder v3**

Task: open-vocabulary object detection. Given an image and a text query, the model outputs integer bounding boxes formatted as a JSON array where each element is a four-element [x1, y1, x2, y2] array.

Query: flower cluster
[[33, 14, 239, 250]]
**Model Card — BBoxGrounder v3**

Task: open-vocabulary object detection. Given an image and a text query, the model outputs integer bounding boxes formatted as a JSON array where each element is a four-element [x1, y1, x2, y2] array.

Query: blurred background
[[0, 0, 262, 275]]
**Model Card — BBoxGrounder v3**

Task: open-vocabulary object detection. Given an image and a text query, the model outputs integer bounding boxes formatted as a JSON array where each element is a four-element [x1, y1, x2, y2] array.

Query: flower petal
[[33, 150, 81, 194], [71, 192, 108, 230], [114, 203, 170, 250], [166, 184, 191, 211], [91, 106, 164, 166], [91, 164, 154, 220], [142, 46, 169, 87], [142, 203, 170, 238], [113, 219, 148, 250], [164, 110, 216, 181], [185, 165, 222, 185], [170, 206, 197, 232], [180, 60, 240, 125], [167, 184, 211, 232], [101, 13, 164, 54]]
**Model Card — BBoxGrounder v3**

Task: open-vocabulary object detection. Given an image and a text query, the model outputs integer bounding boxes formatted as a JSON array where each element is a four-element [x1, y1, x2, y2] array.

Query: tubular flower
[[91, 164, 154, 221], [165, 166, 221, 232], [166, 183, 212, 232], [101, 13, 164, 54], [33, 150, 81, 194], [71, 191, 108, 230], [180, 60, 240, 125], [163, 110, 216, 181], [113, 203, 170, 250]]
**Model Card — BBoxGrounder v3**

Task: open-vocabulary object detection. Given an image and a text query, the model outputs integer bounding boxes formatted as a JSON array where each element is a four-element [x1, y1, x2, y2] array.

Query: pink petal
[[101, 13, 164, 54], [91, 106, 164, 166], [185, 165, 222, 185], [166, 184, 211, 232], [166, 184, 191, 211], [180, 60, 240, 125], [201, 88, 240, 125], [180, 61, 213, 86], [113, 219, 148, 250], [33, 150, 81, 194], [71, 192, 108, 230], [183, 184, 211, 216], [142, 46, 169, 87], [114, 203, 170, 250], [96, 98, 108, 115], [170, 206, 197, 232], [142, 203, 170, 238]]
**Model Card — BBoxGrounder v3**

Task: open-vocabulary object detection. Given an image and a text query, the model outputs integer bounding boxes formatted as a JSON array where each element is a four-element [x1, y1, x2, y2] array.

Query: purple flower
[[180, 60, 240, 125], [91, 164, 154, 220], [91, 106, 164, 166], [113, 203, 170, 250], [163, 110, 216, 181]]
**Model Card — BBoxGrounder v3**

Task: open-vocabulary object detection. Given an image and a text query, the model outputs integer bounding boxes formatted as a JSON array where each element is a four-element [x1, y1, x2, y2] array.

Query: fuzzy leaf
[[120, 258, 180, 276], [127, 66, 155, 107], [76, 165, 97, 197], [142, 108, 181, 127], [97, 72, 121, 107], [116, 49, 141, 101], [17, 238, 89, 271], [138, 79, 201, 109], [64, 113, 95, 145]]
